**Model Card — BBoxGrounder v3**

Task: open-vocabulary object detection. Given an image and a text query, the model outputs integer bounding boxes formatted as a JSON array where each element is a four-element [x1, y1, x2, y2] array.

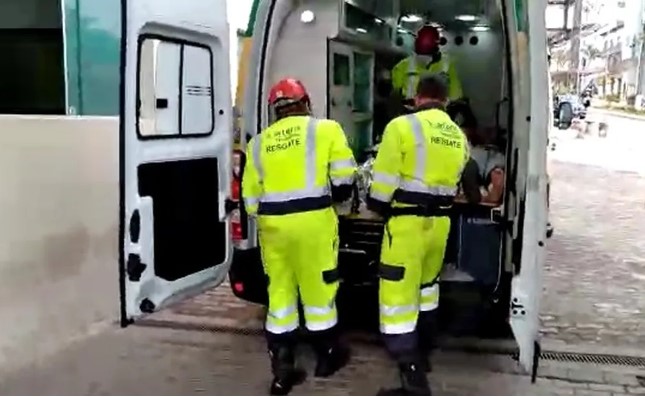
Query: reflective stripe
[[255, 117, 335, 215], [244, 196, 259, 208], [330, 158, 356, 171], [372, 171, 400, 187], [406, 114, 427, 183], [406, 56, 417, 98], [305, 117, 318, 188], [369, 189, 393, 203], [420, 301, 439, 312], [260, 186, 330, 203], [266, 320, 299, 334], [266, 305, 299, 334], [421, 284, 439, 297], [398, 114, 458, 202], [380, 320, 417, 335], [442, 54, 450, 73], [268, 305, 297, 319], [252, 135, 264, 183], [380, 304, 417, 317], [304, 305, 334, 316], [305, 317, 338, 331], [330, 175, 354, 186], [400, 180, 457, 196]]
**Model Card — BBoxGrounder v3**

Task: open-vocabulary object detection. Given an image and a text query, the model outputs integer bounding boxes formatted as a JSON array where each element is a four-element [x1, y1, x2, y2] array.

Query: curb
[[589, 108, 645, 122]]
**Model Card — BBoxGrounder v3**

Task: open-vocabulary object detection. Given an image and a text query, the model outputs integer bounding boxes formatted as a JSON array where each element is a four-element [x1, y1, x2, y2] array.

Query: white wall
[[0, 116, 118, 372], [0, 0, 61, 29]]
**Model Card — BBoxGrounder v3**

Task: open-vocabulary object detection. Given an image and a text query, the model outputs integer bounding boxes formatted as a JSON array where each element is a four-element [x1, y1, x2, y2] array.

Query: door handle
[[331, 99, 337, 106]]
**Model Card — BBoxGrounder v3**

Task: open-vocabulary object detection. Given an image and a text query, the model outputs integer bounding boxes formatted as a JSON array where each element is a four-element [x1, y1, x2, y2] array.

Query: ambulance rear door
[[119, 0, 234, 326], [509, 0, 548, 380]]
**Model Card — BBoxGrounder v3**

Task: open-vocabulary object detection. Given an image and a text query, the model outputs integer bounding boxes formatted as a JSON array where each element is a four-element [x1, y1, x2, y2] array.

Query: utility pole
[[569, 0, 584, 93]]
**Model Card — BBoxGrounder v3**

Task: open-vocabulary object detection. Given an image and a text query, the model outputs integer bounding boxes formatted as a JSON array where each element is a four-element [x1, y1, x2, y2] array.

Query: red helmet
[[268, 78, 310, 107], [415, 25, 441, 55]]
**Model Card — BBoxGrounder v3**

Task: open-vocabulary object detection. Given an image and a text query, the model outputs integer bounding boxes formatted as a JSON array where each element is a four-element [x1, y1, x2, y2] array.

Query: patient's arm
[[481, 167, 505, 204]]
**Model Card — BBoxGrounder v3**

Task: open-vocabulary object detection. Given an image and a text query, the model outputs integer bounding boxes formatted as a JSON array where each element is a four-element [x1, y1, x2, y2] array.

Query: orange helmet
[[415, 25, 441, 55], [268, 78, 310, 108]]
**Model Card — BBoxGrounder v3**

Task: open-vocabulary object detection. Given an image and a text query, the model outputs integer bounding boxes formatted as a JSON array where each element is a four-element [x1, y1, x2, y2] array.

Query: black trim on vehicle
[[255, 0, 278, 136], [499, 0, 516, 285], [118, 0, 130, 328], [135, 33, 216, 140], [229, 247, 268, 305]]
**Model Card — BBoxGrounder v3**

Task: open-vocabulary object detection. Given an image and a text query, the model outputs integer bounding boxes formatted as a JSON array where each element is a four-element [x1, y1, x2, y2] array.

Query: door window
[[138, 36, 214, 138], [333, 53, 351, 86], [353, 52, 372, 113]]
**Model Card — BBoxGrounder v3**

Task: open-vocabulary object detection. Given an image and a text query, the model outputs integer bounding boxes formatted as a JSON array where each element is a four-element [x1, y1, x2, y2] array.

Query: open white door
[[119, 0, 233, 325], [328, 40, 355, 146], [509, 0, 549, 380]]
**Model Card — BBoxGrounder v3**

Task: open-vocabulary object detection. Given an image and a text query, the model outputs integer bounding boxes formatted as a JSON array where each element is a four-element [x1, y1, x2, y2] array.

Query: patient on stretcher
[[456, 119, 505, 206]]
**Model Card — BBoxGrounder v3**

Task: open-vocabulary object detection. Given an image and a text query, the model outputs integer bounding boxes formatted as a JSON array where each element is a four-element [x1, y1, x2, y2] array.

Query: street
[[1, 110, 644, 395]]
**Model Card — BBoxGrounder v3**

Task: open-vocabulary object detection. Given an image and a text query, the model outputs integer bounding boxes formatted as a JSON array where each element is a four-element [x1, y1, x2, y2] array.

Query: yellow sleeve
[[369, 118, 403, 204], [241, 136, 262, 216], [325, 120, 357, 187], [391, 58, 406, 94], [448, 60, 463, 100]]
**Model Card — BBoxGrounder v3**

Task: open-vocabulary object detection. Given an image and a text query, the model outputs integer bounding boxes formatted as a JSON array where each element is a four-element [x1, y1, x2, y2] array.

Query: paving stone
[[602, 372, 640, 387], [626, 386, 645, 395], [586, 382, 628, 393]]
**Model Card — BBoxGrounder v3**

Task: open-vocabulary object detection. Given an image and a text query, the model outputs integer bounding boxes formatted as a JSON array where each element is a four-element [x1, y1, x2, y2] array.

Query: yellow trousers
[[378, 215, 451, 336], [258, 207, 340, 334]]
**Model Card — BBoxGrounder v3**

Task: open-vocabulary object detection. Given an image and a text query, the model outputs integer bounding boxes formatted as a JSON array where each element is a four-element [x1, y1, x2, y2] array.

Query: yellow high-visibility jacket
[[243, 115, 357, 216]]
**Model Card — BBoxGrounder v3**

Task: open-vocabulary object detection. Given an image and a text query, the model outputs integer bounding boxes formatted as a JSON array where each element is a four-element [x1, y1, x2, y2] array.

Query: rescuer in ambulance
[[391, 25, 463, 108], [367, 74, 469, 395], [242, 78, 357, 395]]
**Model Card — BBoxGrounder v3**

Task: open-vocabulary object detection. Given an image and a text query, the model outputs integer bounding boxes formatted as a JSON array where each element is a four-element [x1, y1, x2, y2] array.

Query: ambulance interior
[[251, 0, 517, 336]]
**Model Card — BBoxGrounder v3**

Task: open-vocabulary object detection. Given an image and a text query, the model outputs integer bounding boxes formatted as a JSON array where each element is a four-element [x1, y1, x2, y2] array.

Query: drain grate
[[513, 351, 645, 368]]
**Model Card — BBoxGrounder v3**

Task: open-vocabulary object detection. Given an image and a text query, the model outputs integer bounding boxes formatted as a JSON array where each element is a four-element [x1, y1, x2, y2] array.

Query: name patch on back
[[266, 126, 302, 153], [430, 136, 462, 148]]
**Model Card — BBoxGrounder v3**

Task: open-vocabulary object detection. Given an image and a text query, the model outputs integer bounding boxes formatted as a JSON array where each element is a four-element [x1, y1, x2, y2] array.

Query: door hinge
[[510, 297, 526, 317], [225, 198, 239, 215]]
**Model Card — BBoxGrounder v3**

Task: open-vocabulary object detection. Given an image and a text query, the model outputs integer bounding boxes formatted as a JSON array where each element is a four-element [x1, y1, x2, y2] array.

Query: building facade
[[549, 0, 645, 101]]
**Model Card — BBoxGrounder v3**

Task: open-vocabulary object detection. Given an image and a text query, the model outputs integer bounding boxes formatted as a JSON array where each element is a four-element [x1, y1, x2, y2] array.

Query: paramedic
[[367, 74, 469, 395], [391, 25, 463, 106], [242, 78, 356, 395]]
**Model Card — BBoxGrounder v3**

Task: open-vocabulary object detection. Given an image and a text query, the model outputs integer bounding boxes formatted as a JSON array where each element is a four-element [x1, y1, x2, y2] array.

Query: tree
[[581, 44, 601, 62]]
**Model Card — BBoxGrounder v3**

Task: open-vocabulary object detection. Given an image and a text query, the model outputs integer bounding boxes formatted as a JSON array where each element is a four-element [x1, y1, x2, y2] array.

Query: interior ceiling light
[[356, 28, 368, 33], [401, 14, 423, 22], [456, 14, 478, 22], [374, 17, 384, 24], [471, 25, 490, 31], [300, 10, 315, 23]]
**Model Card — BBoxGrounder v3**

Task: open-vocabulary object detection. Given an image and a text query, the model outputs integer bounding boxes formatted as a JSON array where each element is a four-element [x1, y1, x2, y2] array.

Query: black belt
[[257, 195, 333, 216]]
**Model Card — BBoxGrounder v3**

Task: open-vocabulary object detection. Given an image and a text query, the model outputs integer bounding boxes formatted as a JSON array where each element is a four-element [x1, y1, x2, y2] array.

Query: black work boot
[[268, 338, 306, 395], [312, 329, 351, 378], [377, 361, 432, 396]]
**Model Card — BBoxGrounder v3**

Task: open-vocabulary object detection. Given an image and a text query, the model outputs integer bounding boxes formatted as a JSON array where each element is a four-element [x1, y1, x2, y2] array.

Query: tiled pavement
[[2, 326, 645, 395], [2, 157, 645, 395]]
